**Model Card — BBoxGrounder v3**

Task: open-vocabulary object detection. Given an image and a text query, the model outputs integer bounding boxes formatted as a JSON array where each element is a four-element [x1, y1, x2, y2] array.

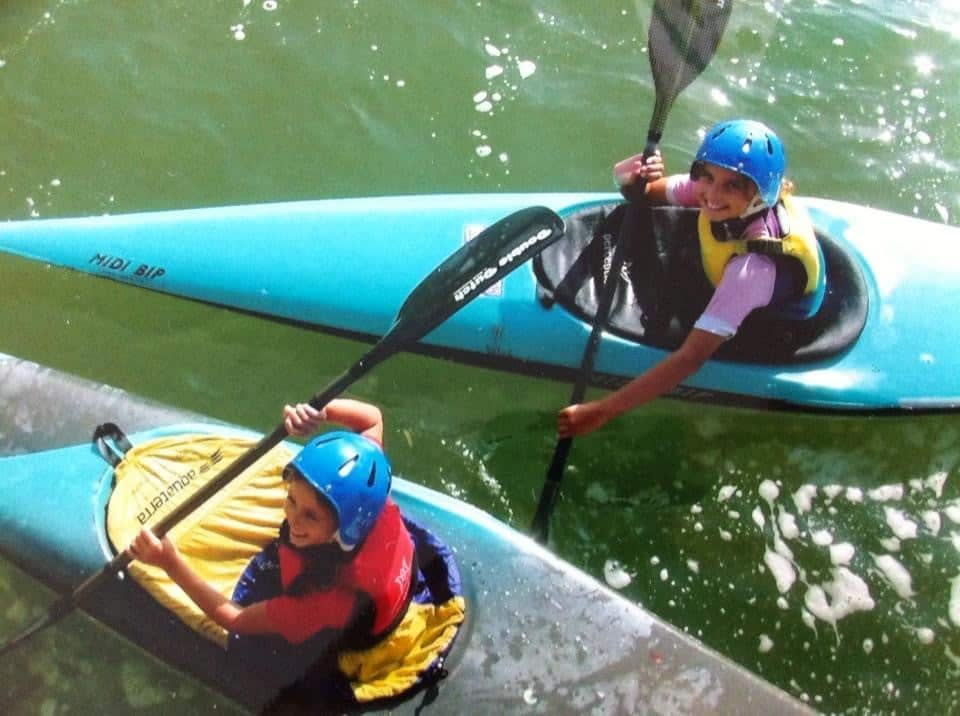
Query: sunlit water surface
[[0, 1, 958, 714]]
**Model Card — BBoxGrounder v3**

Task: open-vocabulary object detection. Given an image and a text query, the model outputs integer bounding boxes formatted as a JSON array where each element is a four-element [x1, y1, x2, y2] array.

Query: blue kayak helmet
[[285, 431, 392, 551], [692, 119, 787, 210]]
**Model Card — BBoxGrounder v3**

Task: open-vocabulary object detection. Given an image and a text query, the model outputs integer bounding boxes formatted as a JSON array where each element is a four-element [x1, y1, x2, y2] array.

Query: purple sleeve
[[693, 253, 777, 338], [664, 175, 700, 207]]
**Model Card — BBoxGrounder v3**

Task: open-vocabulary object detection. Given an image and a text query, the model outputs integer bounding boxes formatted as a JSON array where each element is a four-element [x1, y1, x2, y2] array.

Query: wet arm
[[557, 329, 725, 438], [284, 398, 384, 444], [128, 529, 274, 635]]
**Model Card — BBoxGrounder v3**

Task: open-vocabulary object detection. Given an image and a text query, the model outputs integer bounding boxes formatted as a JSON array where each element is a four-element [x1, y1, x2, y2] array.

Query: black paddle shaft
[[531, 0, 734, 543], [0, 205, 565, 658]]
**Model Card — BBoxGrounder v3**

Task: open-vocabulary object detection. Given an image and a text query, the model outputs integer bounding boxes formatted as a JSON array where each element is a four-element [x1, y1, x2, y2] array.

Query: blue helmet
[[286, 431, 392, 551], [693, 119, 786, 208]]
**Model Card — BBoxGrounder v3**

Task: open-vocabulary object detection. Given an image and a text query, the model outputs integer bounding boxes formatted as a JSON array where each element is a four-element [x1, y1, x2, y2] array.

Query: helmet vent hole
[[367, 464, 377, 487], [338, 455, 359, 477], [766, 138, 775, 155], [741, 138, 753, 154]]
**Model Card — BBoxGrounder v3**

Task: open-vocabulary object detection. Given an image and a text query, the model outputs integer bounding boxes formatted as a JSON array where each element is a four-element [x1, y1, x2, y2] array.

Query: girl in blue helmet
[[559, 119, 822, 438], [129, 398, 416, 694]]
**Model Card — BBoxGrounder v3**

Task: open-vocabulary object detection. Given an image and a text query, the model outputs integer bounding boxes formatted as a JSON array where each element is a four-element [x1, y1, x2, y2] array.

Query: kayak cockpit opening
[[534, 201, 868, 365]]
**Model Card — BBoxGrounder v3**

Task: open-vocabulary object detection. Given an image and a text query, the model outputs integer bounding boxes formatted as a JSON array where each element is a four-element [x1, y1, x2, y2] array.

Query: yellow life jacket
[[698, 194, 822, 296]]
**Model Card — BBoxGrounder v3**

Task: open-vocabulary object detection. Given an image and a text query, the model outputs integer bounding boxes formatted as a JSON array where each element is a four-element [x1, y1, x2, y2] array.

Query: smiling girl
[[558, 119, 822, 437], [129, 398, 417, 698]]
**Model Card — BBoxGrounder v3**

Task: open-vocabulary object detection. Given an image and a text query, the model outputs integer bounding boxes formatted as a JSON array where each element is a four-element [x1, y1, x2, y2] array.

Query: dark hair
[[278, 520, 351, 596], [280, 471, 350, 596]]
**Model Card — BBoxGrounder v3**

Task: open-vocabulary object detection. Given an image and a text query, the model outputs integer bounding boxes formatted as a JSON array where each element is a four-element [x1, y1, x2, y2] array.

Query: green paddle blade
[[648, 0, 734, 135]]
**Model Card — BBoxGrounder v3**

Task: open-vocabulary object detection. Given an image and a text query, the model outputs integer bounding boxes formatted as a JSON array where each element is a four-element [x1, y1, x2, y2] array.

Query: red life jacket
[[266, 499, 414, 645]]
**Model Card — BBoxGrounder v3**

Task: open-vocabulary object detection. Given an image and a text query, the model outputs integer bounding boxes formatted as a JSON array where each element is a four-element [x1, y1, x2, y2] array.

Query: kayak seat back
[[534, 202, 868, 365]]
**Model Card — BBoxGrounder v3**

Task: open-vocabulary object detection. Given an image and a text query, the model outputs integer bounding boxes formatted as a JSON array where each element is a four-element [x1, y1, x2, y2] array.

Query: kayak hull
[[0, 193, 957, 412], [0, 354, 810, 714]]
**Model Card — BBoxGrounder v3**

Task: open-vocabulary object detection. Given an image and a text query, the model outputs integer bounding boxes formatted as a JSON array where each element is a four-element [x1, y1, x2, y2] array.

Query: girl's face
[[284, 476, 338, 548], [693, 162, 758, 221]]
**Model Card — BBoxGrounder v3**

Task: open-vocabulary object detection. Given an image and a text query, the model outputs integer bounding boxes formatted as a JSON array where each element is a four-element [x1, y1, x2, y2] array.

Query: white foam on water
[[778, 509, 800, 540], [922, 511, 942, 535], [764, 548, 796, 594], [884, 506, 918, 540], [752, 505, 766, 529], [718, 484, 737, 501], [844, 486, 863, 503], [516, 59, 536, 79], [949, 574, 960, 627], [759, 479, 779, 505], [803, 567, 875, 628], [879, 537, 901, 553], [719, 528, 733, 542], [829, 542, 856, 566], [812, 529, 834, 546], [869, 484, 904, 502], [758, 634, 774, 653], [925, 470, 948, 497], [774, 533, 795, 562], [823, 485, 844, 500], [603, 559, 632, 590], [916, 627, 935, 644], [944, 503, 960, 524], [793, 484, 817, 513], [485, 64, 503, 80], [872, 554, 914, 599]]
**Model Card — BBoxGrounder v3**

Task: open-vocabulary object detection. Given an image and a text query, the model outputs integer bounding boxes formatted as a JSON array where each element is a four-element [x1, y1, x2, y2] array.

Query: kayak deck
[[0, 193, 957, 412], [0, 353, 812, 714]]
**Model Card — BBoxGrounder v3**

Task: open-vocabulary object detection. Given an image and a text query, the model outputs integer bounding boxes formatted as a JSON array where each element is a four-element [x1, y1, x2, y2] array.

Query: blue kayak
[[0, 354, 811, 714], [0, 193, 957, 413]]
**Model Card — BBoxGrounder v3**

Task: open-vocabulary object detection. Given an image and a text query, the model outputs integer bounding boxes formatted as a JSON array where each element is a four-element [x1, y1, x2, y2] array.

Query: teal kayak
[[0, 354, 810, 713], [0, 193, 957, 413]]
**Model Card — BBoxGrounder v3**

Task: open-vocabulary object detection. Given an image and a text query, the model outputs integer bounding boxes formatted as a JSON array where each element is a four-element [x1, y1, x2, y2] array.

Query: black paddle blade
[[0, 596, 72, 658], [648, 0, 734, 134], [386, 206, 564, 346]]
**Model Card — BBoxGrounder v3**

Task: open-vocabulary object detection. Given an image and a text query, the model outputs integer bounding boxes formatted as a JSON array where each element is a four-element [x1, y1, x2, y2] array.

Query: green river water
[[0, 2, 958, 714]]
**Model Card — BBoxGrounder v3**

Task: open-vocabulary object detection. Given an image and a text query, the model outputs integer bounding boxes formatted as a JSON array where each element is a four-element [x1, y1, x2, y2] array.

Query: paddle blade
[[385, 206, 564, 346], [647, 0, 733, 133]]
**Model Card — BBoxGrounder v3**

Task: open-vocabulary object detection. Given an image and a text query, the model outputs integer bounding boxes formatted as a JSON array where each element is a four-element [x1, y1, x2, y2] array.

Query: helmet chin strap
[[739, 192, 769, 220]]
